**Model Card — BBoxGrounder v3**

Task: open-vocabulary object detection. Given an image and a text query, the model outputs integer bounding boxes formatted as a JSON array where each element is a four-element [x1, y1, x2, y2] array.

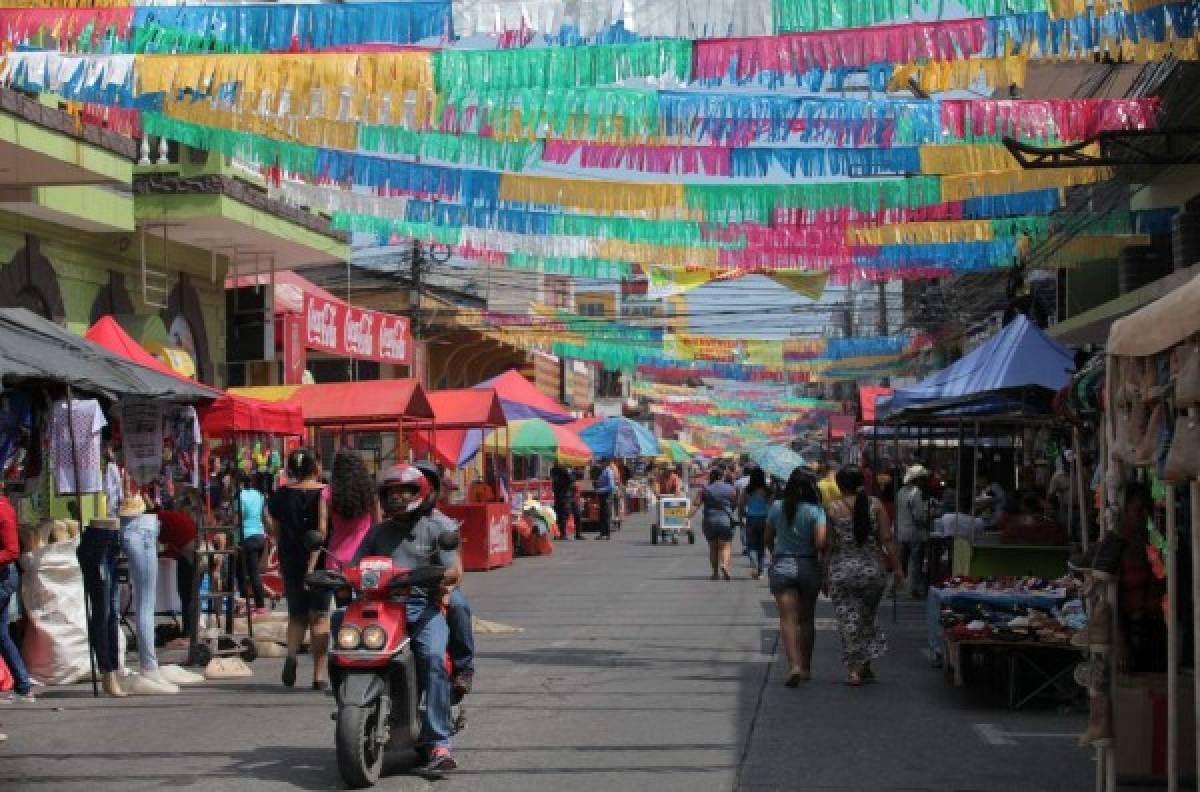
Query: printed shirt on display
[[51, 399, 107, 494]]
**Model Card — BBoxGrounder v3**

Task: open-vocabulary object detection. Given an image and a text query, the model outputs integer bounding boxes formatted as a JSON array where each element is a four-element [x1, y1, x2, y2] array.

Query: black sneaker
[[1068, 544, 1099, 573], [1092, 533, 1126, 580], [415, 748, 457, 779]]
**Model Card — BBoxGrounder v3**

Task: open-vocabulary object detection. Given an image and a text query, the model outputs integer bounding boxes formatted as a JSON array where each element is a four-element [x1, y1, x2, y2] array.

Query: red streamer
[[0, 8, 133, 51], [693, 17, 988, 82], [940, 98, 1161, 141]]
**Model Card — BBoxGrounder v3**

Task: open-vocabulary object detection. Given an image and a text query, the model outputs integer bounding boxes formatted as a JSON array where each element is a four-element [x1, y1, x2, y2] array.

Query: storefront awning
[[199, 395, 304, 437], [227, 269, 412, 366]]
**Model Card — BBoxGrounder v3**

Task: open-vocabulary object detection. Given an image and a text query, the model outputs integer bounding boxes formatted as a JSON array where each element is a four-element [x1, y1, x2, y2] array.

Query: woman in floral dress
[[822, 464, 902, 686]]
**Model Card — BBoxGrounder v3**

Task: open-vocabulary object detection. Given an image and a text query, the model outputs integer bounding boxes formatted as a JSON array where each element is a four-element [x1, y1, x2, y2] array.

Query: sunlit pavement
[[0, 512, 1091, 791]]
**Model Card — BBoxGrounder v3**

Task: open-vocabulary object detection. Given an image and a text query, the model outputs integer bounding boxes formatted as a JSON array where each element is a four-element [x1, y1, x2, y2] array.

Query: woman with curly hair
[[323, 450, 382, 568]]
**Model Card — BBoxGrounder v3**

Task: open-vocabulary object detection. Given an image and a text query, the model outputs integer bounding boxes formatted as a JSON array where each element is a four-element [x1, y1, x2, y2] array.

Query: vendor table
[[950, 538, 1070, 579], [943, 635, 1084, 710], [926, 587, 1069, 661]]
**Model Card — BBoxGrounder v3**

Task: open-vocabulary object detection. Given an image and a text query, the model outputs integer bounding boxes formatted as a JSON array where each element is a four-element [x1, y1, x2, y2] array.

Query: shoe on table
[[415, 747, 458, 779]]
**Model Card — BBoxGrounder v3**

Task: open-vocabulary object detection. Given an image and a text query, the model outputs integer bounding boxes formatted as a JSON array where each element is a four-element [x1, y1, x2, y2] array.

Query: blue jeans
[[446, 589, 474, 675], [745, 516, 766, 572], [0, 563, 31, 694], [77, 526, 122, 673], [121, 515, 160, 672], [407, 599, 452, 749]]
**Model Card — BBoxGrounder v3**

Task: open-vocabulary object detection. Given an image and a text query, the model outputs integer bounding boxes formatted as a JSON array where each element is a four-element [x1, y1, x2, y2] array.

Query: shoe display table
[[943, 635, 1085, 710], [927, 587, 1070, 662]]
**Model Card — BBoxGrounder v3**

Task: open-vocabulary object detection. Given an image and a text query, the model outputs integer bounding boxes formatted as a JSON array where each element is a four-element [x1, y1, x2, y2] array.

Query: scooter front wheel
[[336, 703, 385, 788]]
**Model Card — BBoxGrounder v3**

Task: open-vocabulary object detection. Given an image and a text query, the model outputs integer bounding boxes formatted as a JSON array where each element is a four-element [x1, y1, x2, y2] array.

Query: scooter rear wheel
[[336, 703, 385, 788]]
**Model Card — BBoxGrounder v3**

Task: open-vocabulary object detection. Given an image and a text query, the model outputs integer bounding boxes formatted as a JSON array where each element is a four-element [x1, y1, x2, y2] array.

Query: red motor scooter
[[305, 531, 464, 788]]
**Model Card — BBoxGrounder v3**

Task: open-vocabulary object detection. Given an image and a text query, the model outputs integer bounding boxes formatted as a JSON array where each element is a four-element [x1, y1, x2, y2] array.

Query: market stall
[[878, 316, 1076, 580], [0, 307, 217, 694], [413, 389, 511, 572], [1095, 271, 1200, 790]]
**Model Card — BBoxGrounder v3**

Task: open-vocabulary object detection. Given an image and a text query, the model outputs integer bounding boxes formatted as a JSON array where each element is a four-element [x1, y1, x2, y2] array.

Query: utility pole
[[410, 236, 423, 339], [877, 281, 889, 335]]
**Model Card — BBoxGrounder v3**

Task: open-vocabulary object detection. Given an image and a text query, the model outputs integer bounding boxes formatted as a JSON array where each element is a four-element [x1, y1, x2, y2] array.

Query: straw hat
[[904, 465, 930, 485], [119, 494, 148, 518]]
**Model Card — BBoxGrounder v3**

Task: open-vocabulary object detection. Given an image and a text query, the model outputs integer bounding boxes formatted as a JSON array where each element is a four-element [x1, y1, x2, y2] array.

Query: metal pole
[[1191, 474, 1200, 790], [1073, 426, 1088, 551], [1166, 482, 1178, 792], [65, 387, 100, 698]]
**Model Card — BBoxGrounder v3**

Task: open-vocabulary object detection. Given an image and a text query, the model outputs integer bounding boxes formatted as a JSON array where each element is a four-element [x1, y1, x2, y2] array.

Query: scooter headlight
[[335, 625, 362, 650], [361, 624, 388, 650]]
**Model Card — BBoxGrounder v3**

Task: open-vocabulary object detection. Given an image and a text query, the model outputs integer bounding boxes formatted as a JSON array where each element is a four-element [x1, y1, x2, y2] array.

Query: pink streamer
[[541, 140, 732, 176], [0, 8, 134, 49], [693, 17, 988, 82], [940, 98, 1161, 141]]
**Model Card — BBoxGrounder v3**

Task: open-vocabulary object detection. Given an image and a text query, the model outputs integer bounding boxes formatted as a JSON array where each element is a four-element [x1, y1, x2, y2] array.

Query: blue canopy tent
[[579, 417, 660, 459], [877, 316, 1075, 423]]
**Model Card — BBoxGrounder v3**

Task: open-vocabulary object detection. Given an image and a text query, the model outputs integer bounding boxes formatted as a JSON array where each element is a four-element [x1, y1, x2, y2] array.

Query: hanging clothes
[[50, 399, 106, 494], [120, 400, 164, 486]]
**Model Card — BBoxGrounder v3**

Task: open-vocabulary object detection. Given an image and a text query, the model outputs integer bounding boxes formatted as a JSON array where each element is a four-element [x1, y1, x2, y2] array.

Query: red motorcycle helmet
[[378, 463, 431, 514]]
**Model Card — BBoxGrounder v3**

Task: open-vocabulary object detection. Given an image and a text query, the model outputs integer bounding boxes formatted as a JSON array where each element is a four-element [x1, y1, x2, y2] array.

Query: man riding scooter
[[412, 461, 475, 700], [352, 463, 462, 777]]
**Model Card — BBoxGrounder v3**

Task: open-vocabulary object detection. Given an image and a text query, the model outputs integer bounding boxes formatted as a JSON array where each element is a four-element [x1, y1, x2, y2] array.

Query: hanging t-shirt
[[121, 400, 164, 485], [50, 399, 107, 494]]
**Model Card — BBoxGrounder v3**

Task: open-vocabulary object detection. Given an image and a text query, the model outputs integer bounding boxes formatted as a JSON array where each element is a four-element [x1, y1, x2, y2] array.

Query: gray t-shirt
[[701, 481, 737, 528], [353, 509, 459, 600]]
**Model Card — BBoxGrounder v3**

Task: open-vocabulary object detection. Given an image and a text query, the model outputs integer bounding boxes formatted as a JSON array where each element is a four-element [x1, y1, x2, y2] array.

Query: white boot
[[101, 672, 127, 698], [145, 669, 184, 693], [126, 672, 179, 695], [157, 664, 205, 687]]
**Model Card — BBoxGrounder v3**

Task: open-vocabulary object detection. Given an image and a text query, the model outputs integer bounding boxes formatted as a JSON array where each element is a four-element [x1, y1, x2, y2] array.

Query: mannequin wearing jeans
[[117, 497, 177, 695], [77, 518, 125, 696]]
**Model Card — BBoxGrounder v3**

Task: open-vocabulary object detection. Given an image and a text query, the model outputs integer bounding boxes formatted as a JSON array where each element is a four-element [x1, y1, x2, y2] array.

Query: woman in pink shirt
[[323, 450, 382, 568]]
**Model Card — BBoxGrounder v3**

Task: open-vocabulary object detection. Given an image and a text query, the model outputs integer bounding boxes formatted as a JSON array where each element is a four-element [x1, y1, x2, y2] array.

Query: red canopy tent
[[85, 316, 302, 437], [475, 369, 572, 423], [233, 380, 434, 426], [409, 389, 506, 468]]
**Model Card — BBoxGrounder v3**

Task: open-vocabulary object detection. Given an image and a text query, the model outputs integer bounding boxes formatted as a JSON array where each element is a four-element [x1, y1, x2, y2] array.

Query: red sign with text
[[281, 313, 307, 384], [302, 294, 411, 366]]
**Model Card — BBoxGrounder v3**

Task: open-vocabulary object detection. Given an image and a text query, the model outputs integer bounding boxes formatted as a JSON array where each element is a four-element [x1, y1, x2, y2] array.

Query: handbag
[[1130, 403, 1162, 467], [1164, 413, 1200, 482], [1175, 343, 1200, 408]]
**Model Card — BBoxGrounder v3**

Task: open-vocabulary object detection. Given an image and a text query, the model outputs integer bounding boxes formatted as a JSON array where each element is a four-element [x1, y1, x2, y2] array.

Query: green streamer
[[331, 213, 464, 246], [433, 40, 693, 93], [438, 87, 660, 139], [506, 254, 635, 280], [685, 177, 943, 224], [773, 0, 1047, 32], [141, 113, 319, 174], [358, 125, 542, 172]]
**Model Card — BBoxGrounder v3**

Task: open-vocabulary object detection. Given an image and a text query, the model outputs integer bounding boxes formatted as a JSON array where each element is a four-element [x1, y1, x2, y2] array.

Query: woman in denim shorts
[[766, 468, 827, 687]]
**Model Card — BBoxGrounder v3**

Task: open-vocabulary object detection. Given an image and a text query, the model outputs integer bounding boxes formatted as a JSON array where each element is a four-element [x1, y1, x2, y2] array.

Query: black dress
[[267, 486, 331, 619]]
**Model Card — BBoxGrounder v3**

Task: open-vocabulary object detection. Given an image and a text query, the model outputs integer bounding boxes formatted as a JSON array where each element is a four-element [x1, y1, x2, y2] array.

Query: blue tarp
[[878, 316, 1073, 419], [579, 417, 659, 459]]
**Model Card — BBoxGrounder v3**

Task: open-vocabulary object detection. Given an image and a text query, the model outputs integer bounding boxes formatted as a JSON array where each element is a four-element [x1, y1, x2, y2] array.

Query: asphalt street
[[0, 511, 1094, 791]]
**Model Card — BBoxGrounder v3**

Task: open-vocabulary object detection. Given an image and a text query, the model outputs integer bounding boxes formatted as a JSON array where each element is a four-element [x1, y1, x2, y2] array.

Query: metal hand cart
[[652, 496, 695, 545]]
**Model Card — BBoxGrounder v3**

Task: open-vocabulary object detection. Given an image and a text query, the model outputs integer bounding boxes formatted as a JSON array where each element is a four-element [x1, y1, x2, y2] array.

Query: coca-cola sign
[[301, 294, 411, 365]]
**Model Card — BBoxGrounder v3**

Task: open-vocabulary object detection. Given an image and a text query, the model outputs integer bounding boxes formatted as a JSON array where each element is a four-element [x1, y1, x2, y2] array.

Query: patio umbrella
[[489, 419, 593, 466], [748, 445, 807, 480], [658, 440, 692, 463], [578, 416, 660, 459]]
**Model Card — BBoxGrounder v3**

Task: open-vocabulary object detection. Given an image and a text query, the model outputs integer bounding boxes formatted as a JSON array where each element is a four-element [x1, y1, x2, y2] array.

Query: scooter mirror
[[437, 530, 460, 552]]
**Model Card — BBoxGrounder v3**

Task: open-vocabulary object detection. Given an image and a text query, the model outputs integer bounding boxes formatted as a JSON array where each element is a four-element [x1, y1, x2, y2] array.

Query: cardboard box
[[1115, 671, 1196, 784]]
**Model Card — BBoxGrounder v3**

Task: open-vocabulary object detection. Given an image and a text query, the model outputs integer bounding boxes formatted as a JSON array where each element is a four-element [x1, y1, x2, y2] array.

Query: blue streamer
[[962, 189, 1061, 220], [730, 146, 920, 178], [658, 92, 941, 145], [132, 2, 450, 53]]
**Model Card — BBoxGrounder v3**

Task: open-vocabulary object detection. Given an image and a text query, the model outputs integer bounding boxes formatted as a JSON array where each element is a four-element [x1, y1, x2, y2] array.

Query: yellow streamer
[[890, 57, 1028, 95], [499, 174, 685, 212], [765, 272, 828, 301], [1040, 234, 1153, 268], [940, 167, 1108, 202], [599, 240, 719, 268], [852, 219, 995, 245], [917, 144, 1030, 174], [161, 98, 362, 152], [137, 53, 434, 126]]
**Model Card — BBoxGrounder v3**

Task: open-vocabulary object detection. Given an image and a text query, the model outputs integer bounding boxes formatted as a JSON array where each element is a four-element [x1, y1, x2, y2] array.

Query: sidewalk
[[737, 590, 1094, 792]]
